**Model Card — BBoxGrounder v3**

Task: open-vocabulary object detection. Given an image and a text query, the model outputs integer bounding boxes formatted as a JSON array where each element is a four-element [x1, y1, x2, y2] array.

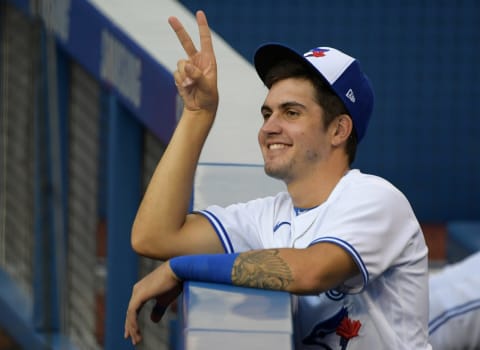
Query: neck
[[287, 161, 350, 208]]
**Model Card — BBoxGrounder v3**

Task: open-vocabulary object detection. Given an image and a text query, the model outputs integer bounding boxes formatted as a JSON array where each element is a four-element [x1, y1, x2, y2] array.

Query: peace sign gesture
[[169, 10, 218, 114]]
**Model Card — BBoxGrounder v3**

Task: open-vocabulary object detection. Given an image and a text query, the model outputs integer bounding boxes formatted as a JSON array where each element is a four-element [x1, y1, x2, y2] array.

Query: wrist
[[180, 108, 216, 133], [182, 106, 217, 121], [168, 261, 182, 282]]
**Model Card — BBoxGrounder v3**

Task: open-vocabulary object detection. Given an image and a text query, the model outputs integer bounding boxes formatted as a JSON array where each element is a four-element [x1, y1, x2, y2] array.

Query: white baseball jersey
[[198, 169, 432, 349], [429, 251, 480, 349]]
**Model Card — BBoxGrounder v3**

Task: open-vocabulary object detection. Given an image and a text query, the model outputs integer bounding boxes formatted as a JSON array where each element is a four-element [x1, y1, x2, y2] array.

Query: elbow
[[130, 230, 146, 255], [292, 269, 335, 295], [130, 223, 172, 259], [131, 227, 148, 256], [130, 223, 156, 257], [293, 278, 325, 295]]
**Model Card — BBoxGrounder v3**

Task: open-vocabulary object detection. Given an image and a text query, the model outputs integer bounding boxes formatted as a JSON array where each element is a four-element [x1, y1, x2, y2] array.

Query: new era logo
[[346, 88, 356, 103]]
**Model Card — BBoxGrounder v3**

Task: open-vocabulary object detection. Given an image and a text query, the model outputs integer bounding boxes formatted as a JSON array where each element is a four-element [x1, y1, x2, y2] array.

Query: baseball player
[[429, 251, 480, 349], [124, 10, 432, 349]]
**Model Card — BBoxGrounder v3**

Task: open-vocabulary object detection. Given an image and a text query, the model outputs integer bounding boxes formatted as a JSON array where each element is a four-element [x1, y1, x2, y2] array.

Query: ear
[[331, 114, 353, 146]]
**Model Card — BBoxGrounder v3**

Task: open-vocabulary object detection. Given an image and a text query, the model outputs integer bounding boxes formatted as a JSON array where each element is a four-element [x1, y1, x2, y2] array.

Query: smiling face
[[258, 77, 332, 184]]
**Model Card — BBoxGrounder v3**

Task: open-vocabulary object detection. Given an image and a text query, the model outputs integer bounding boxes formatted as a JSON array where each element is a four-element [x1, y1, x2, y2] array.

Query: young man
[[124, 10, 432, 349]]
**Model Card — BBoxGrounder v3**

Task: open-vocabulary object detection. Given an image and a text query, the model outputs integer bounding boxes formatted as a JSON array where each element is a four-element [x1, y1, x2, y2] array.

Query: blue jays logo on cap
[[305, 48, 330, 58]]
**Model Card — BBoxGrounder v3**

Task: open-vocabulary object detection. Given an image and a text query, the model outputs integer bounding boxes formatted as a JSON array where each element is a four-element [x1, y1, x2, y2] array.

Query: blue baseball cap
[[254, 44, 374, 142]]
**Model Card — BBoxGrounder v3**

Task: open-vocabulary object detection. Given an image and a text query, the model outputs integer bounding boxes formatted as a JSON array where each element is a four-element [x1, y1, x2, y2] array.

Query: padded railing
[[177, 282, 294, 350]]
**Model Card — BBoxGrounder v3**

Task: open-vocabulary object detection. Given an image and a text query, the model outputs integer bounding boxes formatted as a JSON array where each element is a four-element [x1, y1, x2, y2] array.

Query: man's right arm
[[131, 109, 224, 259], [131, 11, 224, 259]]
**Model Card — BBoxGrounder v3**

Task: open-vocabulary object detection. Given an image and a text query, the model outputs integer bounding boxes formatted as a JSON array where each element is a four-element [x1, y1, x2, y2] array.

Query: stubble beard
[[264, 149, 320, 183], [264, 160, 295, 183]]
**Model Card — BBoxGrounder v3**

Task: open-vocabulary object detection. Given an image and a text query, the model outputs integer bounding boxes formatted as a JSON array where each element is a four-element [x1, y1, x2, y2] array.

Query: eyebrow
[[261, 101, 307, 113]]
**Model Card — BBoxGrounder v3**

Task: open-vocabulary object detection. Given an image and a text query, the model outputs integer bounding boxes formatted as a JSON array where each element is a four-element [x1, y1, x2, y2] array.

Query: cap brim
[[254, 43, 315, 85]]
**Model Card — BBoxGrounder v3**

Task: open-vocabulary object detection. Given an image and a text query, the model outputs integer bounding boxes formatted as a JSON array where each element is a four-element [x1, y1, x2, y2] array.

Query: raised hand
[[169, 10, 218, 114]]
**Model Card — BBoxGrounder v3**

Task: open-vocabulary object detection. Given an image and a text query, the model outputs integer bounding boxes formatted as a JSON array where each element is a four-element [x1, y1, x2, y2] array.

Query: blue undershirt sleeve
[[169, 253, 240, 285]]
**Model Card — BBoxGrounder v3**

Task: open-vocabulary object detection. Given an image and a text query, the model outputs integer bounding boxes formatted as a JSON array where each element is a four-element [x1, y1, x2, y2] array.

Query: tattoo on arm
[[231, 249, 294, 290]]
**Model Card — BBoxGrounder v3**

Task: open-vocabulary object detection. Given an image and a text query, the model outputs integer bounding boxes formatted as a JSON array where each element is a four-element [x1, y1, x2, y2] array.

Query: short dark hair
[[264, 60, 358, 164]]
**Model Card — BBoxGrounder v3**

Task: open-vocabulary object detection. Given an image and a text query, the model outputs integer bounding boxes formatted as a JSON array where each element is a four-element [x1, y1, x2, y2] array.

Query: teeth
[[269, 144, 286, 150]]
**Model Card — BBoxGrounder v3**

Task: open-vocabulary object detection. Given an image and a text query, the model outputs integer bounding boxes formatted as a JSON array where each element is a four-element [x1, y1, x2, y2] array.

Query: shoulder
[[334, 169, 409, 205], [327, 170, 419, 232], [344, 169, 402, 191]]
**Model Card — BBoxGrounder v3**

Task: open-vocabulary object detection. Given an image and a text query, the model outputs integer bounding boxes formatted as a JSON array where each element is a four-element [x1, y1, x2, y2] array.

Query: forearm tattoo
[[231, 249, 294, 290]]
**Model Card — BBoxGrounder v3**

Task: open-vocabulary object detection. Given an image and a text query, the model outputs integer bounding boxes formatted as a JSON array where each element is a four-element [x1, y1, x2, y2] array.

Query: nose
[[260, 113, 282, 135]]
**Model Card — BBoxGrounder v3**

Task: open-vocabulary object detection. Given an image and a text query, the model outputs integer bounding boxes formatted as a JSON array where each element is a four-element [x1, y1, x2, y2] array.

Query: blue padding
[[447, 221, 480, 263]]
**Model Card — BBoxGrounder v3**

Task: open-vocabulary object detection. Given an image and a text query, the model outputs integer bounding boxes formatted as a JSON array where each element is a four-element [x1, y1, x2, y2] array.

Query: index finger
[[168, 10, 214, 58], [168, 15, 198, 57]]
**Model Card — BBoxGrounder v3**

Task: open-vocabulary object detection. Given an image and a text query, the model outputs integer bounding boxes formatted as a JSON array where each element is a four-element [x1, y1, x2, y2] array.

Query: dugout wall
[[0, 1, 176, 349]]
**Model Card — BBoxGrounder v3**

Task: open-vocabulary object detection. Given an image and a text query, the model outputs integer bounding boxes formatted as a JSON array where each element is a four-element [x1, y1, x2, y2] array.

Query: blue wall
[[180, 0, 480, 222]]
